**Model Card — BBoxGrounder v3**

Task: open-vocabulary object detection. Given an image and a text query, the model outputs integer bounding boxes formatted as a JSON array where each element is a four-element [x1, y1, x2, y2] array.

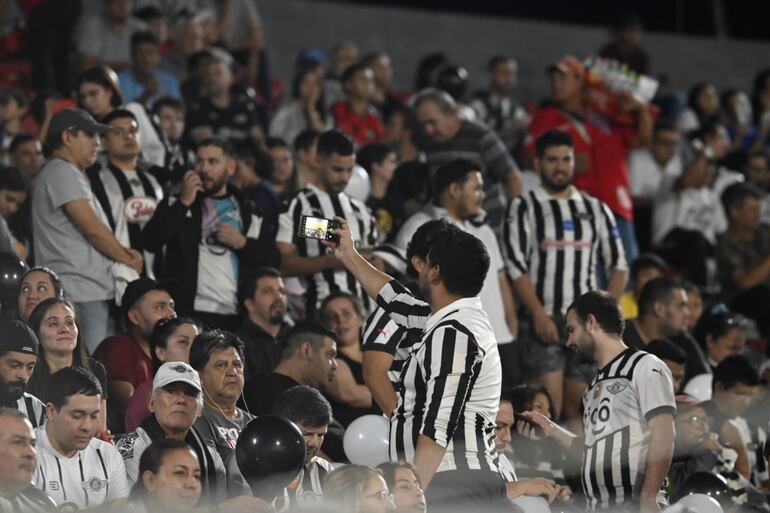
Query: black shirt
[[185, 87, 268, 146], [236, 320, 289, 381], [243, 372, 300, 416]]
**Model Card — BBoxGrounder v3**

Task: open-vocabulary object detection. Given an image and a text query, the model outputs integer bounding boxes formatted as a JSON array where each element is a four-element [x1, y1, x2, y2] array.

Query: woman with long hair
[[269, 64, 330, 145], [26, 297, 110, 434]]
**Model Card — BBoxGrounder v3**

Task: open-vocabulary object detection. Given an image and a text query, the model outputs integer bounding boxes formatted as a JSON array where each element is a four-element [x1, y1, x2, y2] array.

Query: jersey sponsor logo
[[123, 196, 158, 223], [585, 397, 611, 436]]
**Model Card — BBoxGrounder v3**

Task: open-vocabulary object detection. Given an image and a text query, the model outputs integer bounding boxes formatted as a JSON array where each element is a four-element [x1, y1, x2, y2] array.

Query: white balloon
[[509, 495, 551, 513], [676, 493, 723, 513], [683, 373, 713, 403], [343, 415, 390, 466], [345, 165, 371, 202]]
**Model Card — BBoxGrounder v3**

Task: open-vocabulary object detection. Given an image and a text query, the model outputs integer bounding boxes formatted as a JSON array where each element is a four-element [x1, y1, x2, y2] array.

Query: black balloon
[[680, 471, 732, 505], [236, 415, 306, 500], [0, 252, 28, 320]]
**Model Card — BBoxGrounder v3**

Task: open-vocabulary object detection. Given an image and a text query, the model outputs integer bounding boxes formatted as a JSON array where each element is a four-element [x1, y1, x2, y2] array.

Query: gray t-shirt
[[195, 404, 254, 496], [76, 14, 146, 66], [32, 158, 114, 302]]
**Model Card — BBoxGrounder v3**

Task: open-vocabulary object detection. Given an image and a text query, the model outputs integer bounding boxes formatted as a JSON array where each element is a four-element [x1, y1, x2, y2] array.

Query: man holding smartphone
[[276, 129, 379, 318]]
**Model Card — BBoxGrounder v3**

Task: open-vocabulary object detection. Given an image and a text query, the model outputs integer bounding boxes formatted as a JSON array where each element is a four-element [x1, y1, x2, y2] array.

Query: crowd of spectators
[[2, 2, 770, 512]]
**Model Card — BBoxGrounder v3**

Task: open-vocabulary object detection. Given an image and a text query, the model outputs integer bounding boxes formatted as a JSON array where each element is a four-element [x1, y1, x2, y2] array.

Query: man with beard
[[237, 267, 290, 380], [276, 129, 378, 317], [87, 109, 164, 279], [143, 137, 280, 330], [0, 320, 45, 427], [503, 129, 627, 422], [96, 277, 177, 428], [272, 385, 335, 510], [33, 108, 142, 352], [565, 290, 675, 512]]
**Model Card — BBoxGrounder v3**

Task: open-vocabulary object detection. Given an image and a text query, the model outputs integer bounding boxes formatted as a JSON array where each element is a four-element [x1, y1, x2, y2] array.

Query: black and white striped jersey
[[377, 281, 502, 474], [361, 304, 423, 383], [581, 348, 676, 510], [503, 186, 627, 317], [33, 427, 131, 510], [498, 452, 518, 483], [277, 183, 378, 317], [15, 393, 46, 429]]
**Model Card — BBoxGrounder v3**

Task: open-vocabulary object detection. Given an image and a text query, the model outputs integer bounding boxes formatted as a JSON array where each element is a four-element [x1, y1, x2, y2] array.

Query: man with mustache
[[236, 267, 291, 380], [190, 330, 253, 496], [142, 136, 280, 331], [0, 320, 45, 427], [503, 129, 628, 423], [0, 409, 56, 513], [565, 290, 675, 512], [33, 108, 143, 353]]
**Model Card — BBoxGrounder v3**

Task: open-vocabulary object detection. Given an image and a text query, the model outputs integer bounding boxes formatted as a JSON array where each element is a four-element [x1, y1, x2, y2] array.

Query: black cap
[[47, 108, 110, 144], [121, 278, 178, 314], [0, 320, 39, 355]]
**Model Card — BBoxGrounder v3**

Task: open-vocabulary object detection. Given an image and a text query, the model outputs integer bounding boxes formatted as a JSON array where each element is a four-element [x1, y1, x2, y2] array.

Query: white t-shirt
[[395, 204, 515, 344], [33, 427, 130, 510], [628, 148, 682, 199]]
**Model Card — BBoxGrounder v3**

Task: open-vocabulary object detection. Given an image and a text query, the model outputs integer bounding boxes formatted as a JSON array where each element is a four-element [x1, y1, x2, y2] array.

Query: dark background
[[320, 0, 763, 41]]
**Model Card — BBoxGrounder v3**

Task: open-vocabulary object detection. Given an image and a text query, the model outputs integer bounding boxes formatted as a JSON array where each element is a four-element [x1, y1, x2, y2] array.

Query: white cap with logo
[[152, 362, 202, 393]]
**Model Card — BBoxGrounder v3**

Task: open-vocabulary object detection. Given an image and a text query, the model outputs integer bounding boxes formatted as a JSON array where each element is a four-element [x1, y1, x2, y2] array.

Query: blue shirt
[[118, 69, 181, 105]]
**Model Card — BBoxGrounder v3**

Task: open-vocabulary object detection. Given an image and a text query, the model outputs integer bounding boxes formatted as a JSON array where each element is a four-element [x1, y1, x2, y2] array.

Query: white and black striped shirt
[[581, 348, 675, 510], [15, 393, 46, 429], [377, 281, 502, 474], [277, 456, 334, 512], [277, 184, 378, 316], [361, 304, 423, 383], [503, 186, 627, 317]]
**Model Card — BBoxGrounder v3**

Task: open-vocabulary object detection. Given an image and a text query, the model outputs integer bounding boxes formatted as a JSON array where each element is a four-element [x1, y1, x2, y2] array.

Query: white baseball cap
[[152, 362, 202, 393]]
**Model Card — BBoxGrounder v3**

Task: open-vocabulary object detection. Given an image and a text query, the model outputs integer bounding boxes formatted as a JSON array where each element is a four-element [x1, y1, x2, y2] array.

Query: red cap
[[546, 56, 586, 77]]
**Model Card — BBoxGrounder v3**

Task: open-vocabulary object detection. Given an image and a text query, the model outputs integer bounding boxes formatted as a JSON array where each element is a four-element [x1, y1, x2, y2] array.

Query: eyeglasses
[[365, 491, 394, 504]]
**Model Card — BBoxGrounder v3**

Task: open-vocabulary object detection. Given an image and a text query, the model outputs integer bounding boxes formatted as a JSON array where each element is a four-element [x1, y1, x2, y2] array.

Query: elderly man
[[0, 409, 56, 512]]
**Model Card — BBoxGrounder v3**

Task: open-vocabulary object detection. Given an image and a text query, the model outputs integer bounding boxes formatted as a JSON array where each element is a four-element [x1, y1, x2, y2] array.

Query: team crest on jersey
[[82, 477, 108, 492], [606, 381, 628, 395]]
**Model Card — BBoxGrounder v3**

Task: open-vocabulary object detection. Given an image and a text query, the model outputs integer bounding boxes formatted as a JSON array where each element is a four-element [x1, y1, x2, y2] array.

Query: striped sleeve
[[595, 199, 628, 274], [479, 129, 519, 183], [362, 306, 404, 355], [502, 196, 532, 280], [376, 280, 431, 331], [420, 322, 482, 447], [276, 195, 302, 245]]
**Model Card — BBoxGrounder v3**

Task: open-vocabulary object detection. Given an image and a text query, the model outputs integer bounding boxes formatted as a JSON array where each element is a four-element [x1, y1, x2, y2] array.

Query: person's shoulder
[[310, 456, 335, 472], [95, 333, 134, 355], [115, 430, 146, 460], [18, 485, 57, 512], [23, 392, 45, 407], [88, 435, 122, 455]]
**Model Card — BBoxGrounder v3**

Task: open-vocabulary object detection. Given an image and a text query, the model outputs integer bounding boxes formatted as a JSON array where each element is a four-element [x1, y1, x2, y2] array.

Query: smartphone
[[298, 215, 341, 242], [514, 412, 546, 438]]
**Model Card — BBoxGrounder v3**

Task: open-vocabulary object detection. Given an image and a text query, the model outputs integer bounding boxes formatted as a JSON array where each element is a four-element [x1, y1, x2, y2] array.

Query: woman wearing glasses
[[377, 462, 426, 513], [325, 465, 396, 513]]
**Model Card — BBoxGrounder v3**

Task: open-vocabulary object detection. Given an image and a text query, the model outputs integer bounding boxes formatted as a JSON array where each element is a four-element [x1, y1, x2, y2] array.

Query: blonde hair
[[324, 465, 383, 513]]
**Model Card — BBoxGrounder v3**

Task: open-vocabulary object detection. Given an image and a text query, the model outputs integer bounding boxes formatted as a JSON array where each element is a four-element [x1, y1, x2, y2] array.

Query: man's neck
[[204, 395, 238, 419], [129, 329, 151, 356], [594, 337, 628, 369], [250, 315, 281, 338], [298, 163, 319, 187], [52, 150, 84, 173], [45, 425, 78, 458], [634, 316, 663, 344], [561, 96, 584, 114], [164, 428, 189, 442], [440, 199, 464, 223], [0, 481, 24, 499], [46, 353, 74, 374], [543, 185, 573, 199], [273, 362, 306, 386], [110, 157, 138, 173], [349, 97, 369, 115], [397, 139, 418, 162], [210, 91, 230, 109], [445, 118, 462, 140], [369, 175, 389, 200], [429, 291, 465, 315]]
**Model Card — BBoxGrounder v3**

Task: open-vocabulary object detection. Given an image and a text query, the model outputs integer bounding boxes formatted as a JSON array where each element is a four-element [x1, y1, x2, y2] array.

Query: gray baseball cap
[[47, 108, 111, 143]]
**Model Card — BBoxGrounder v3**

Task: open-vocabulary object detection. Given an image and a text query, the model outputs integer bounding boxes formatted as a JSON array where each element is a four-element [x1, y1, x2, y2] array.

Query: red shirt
[[95, 333, 152, 388], [525, 105, 634, 220], [331, 101, 384, 145]]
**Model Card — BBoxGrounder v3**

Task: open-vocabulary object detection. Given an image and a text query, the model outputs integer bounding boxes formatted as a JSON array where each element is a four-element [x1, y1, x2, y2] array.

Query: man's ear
[[428, 265, 441, 286], [45, 403, 56, 422], [127, 308, 141, 328]]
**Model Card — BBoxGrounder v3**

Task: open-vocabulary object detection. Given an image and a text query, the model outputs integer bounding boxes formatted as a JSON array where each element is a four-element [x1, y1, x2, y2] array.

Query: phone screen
[[300, 216, 332, 240]]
